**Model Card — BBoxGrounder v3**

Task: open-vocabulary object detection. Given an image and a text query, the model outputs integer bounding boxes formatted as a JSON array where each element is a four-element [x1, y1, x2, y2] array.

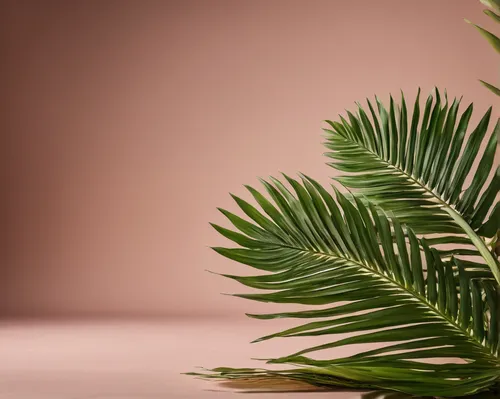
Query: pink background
[[2, 0, 499, 318]]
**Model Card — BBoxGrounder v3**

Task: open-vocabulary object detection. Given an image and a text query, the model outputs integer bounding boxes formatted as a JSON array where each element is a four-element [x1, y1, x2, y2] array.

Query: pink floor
[[0, 319, 368, 398]]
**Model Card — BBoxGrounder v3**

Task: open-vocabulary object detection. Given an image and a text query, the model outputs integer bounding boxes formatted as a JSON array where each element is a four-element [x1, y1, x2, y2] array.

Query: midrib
[[277, 242, 496, 362], [329, 134, 500, 284]]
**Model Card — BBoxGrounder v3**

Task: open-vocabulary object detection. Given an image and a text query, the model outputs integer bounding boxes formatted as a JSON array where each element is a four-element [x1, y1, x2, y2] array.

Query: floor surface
[[0, 319, 368, 399]]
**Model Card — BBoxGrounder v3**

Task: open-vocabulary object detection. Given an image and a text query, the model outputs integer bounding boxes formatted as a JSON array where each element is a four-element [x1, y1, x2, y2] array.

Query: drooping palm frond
[[205, 175, 500, 397], [323, 89, 500, 283]]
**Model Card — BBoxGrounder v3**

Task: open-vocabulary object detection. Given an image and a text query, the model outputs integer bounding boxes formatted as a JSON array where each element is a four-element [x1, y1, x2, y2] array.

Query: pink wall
[[2, 0, 498, 317]]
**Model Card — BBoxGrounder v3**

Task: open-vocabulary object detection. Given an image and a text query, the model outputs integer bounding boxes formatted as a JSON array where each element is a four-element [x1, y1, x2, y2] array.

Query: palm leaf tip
[[209, 175, 500, 396], [465, 19, 500, 53], [481, 0, 500, 11], [480, 80, 500, 96], [323, 89, 500, 283]]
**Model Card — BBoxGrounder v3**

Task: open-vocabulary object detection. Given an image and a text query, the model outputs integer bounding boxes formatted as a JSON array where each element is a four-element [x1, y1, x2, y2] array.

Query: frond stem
[[329, 134, 500, 284], [276, 242, 498, 362]]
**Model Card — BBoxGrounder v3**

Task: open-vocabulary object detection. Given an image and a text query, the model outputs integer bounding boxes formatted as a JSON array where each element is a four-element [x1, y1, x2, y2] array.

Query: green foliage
[[323, 89, 500, 284], [191, 2, 500, 394], [194, 90, 500, 397], [481, 0, 500, 14], [209, 173, 499, 396], [481, 80, 500, 96], [465, 20, 500, 54], [467, 1, 500, 95]]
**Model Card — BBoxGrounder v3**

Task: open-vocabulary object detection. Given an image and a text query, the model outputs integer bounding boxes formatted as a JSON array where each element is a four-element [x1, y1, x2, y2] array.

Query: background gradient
[[2, 0, 499, 319]]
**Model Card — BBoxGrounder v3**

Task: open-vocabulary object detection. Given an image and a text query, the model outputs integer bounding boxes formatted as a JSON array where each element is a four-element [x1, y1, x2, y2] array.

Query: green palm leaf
[[480, 80, 500, 96], [323, 90, 500, 283], [484, 9, 500, 24], [468, 1, 500, 96], [465, 19, 500, 54], [481, 0, 500, 13], [207, 175, 500, 397]]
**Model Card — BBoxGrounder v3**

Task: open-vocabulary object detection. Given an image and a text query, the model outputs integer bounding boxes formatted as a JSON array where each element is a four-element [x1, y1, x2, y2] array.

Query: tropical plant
[[323, 90, 500, 283], [466, 0, 500, 95], [188, 89, 500, 397]]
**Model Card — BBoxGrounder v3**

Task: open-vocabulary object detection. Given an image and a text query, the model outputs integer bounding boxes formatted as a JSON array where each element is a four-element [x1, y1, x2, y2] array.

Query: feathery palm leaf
[[467, 1, 500, 95], [206, 175, 500, 397], [323, 89, 500, 283]]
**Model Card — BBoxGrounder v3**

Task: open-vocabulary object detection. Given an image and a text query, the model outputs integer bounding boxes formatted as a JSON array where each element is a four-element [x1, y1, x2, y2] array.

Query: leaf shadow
[[213, 378, 499, 398]]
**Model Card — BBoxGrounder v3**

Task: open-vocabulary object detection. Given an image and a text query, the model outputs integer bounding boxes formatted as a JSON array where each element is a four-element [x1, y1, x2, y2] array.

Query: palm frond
[[468, 1, 500, 96], [323, 89, 500, 283], [209, 175, 500, 397]]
